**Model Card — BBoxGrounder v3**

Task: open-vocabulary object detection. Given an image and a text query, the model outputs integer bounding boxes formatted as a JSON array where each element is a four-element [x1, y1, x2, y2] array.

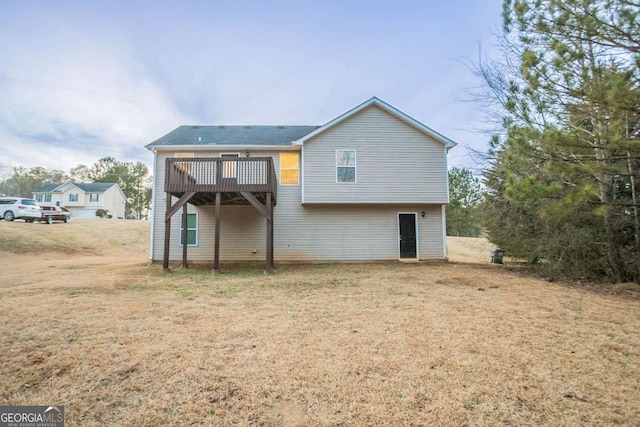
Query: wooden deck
[[165, 157, 277, 205], [163, 157, 277, 271]]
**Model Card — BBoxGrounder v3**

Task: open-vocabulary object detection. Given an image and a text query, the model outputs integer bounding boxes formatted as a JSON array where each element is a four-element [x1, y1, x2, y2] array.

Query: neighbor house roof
[[146, 125, 320, 149], [293, 97, 458, 149], [33, 183, 64, 193], [75, 183, 118, 192], [33, 182, 118, 193]]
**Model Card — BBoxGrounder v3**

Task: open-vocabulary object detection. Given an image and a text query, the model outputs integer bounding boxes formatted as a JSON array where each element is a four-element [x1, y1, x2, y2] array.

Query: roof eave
[[148, 144, 301, 151]]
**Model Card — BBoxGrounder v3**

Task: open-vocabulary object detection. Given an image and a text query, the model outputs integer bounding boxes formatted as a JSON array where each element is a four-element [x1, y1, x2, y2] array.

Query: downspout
[[443, 145, 450, 259], [299, 142, 305, 204], [148, 148, 157, 260]]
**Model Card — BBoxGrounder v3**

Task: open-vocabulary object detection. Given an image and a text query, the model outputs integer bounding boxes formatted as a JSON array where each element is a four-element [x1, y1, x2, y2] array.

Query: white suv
[[0, 197, 42, 221]]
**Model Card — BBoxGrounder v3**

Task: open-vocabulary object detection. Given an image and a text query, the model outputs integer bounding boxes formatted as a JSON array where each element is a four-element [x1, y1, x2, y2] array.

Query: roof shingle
[[146, 125, 319, 148], [33, 182, 117, 193]]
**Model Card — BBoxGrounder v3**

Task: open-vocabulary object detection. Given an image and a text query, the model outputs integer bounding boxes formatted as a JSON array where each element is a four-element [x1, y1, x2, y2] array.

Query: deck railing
[[165, 157, 277, 199]]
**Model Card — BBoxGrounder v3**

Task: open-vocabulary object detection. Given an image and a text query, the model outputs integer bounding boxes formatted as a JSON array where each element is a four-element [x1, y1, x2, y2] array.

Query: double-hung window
[[35, 194, 43, 202], [280, 153, 299, 185], [69, 193, 78, 202], [44, 194, 52, 203], [180, 213, 198, 246], [90, 193, 99, 202], [336, 150, 356, 183]]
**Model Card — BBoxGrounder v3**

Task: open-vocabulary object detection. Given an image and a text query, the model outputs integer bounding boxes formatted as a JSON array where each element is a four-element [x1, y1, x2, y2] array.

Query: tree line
[[447, 0, 639, 284], [0, 157, 152, 220], [476, 0, 639, 282]]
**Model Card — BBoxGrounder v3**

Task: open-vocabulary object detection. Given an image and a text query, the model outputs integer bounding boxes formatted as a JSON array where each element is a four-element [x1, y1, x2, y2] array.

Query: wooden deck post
[[213, 192, 221, 272], [163, 194, 172, 271], [181, 203, 188, 268], [266, 192, 274, 272]]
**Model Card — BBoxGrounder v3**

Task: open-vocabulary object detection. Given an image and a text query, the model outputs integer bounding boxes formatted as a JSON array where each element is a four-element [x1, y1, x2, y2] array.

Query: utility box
[[491, 248, 505, 264]]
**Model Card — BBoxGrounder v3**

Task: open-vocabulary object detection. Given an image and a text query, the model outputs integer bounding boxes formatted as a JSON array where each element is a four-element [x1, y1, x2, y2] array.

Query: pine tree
[[480, 0, 640, 281]]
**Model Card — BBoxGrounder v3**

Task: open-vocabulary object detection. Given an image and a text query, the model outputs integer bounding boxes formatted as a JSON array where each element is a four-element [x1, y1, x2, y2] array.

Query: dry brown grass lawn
[[0, 220, 639, 426]]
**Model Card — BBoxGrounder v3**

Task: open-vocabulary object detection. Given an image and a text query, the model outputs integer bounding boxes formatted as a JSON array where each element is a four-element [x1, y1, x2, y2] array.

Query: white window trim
[[279, 152, 300, 186], [89, 193, 99, 202], [179, 212, 198, 247], [397, 212, 419, 260], [336, 149, 357, 184]]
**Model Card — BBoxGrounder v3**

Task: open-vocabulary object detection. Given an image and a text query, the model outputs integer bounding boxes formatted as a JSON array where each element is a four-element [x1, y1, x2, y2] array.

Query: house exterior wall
[[302, 104, 449, 204], [151, 149, 446, 262], [50, 193, 64, 206], [34, 192, 64, 206], [101, 186, 127, 218], [60, 188, 86, 208]]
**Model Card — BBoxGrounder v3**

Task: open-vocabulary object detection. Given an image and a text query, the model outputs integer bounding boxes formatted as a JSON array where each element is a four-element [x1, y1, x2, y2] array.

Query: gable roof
[[146, 125, 319, 149], [292, 97, 458, 149], [33, 183, 64, 193], [33, 182, 118, 193], [75, 183, 118, 192]]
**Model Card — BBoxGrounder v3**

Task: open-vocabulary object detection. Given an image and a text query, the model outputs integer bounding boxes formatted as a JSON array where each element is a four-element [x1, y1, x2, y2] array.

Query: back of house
[[146, 97, 456, 266]]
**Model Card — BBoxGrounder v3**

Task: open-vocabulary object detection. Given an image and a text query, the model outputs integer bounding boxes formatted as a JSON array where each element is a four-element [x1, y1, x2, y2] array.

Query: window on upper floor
[[69, 193, 78, 202], [90, 193, 99, 202], [35, 194, 43, 202], [280, 153, 299, 185], [179, 213, 198, 246], [336, 150, 356, 183], [44, 194, 52, 202]]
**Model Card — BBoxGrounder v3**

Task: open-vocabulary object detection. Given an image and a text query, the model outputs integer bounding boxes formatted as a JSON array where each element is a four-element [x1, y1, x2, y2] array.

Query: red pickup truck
[[37, 206, 71, 224]]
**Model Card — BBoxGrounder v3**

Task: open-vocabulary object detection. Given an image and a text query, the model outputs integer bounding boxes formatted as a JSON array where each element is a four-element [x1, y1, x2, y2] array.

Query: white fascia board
[[293, 97, 458, 149]]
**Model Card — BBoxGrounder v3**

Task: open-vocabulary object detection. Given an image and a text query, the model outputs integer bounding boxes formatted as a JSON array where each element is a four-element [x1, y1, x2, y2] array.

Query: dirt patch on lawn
[[0, 221, 639, 426]]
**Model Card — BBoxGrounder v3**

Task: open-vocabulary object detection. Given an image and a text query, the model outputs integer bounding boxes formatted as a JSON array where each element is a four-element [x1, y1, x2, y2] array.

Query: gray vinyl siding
[[302, 104, 449, 204], [150, 126, 448, 262], [151, 150, 445, 261]]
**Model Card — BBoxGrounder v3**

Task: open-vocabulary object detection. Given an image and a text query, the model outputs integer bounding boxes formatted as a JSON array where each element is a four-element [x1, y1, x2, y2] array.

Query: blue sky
[[0, 0, 503, 174]]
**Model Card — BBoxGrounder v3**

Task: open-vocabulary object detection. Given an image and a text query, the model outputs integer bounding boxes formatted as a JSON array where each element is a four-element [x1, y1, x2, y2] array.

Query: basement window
[[179, 213, 198, 246]]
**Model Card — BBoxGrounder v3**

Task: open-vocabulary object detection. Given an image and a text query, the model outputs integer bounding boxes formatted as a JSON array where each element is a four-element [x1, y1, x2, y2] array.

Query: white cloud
[[0, 5, 192, 171], [0, 0, 503, 172]]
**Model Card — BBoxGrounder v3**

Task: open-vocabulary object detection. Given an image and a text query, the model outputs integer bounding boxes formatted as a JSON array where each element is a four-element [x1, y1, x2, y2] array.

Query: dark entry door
[[399, 213, 417, 258]]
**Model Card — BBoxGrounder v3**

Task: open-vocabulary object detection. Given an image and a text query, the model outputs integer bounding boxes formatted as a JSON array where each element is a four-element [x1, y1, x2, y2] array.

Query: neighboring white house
[[32, 182, 127, 219], [146, 97, 456, 269]]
